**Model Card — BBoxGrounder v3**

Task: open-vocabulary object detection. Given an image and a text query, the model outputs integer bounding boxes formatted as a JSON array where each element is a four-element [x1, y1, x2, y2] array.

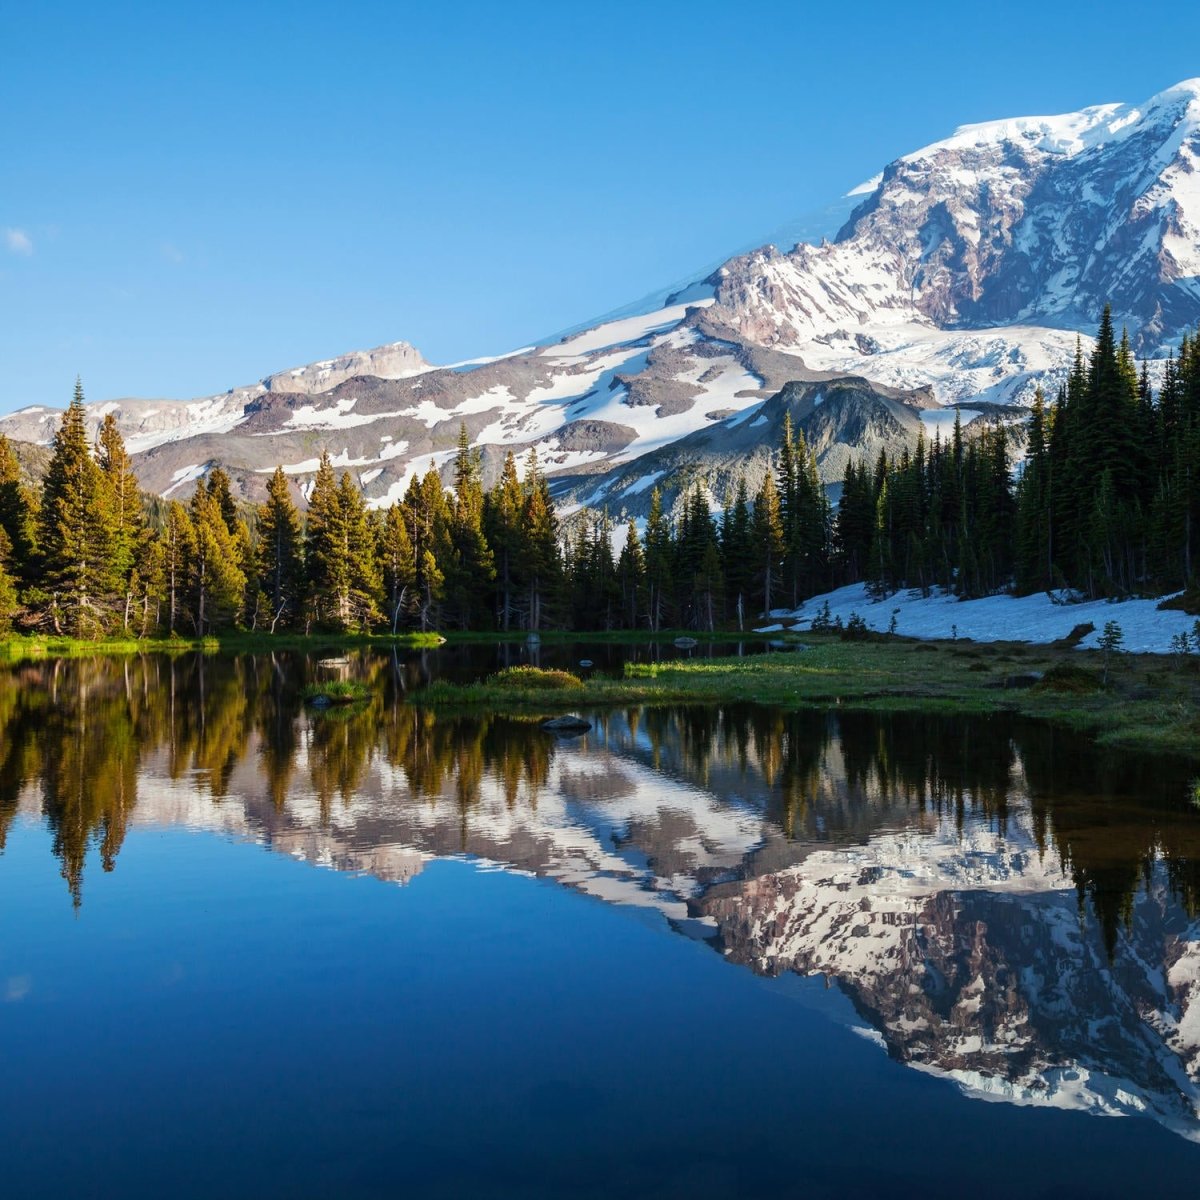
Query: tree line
[[847, 306, 1200, 601], [0, 305, 1195, 638], [0, 390, 563, 637]]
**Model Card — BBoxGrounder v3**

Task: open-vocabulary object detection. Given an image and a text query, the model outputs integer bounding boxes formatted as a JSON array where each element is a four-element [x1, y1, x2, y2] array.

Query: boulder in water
[[540, 715, 591, 735]]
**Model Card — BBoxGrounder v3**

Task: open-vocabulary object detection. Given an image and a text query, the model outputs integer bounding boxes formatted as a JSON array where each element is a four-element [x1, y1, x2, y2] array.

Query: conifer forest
[[0, 308, 1197, 640]]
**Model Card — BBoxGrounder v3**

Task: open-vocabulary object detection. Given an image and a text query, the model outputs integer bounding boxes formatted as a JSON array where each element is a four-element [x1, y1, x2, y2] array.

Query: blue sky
[[2, 0, 1195, 412]]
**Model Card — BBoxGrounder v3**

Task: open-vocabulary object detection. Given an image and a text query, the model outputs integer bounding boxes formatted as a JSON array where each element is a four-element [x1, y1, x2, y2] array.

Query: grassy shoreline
[[0, 629, 447, 660], [2, 625, 1196, 759], [415, 632, 1200, 760]]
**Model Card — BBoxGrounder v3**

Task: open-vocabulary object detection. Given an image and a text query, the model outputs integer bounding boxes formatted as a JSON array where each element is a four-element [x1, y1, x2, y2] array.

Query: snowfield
[[761, 583, 1197, 654]]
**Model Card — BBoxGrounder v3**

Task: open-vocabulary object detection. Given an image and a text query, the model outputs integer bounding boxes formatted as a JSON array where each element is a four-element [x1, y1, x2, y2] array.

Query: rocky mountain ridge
[[4, 80, 1198, 510]]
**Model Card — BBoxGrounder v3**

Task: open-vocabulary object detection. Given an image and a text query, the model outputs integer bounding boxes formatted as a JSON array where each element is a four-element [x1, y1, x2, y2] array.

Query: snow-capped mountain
[[3, 79, 1198, 509], [706, 79, 1200, 396]]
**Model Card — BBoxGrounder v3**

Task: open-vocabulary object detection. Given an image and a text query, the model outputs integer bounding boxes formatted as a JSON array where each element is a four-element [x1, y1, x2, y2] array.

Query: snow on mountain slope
[[4, 81, 1197, 504], [706, 79, 1200, 378]]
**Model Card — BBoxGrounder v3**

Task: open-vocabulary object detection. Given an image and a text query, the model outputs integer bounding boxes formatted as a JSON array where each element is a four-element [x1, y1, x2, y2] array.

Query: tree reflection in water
[[3, 650, 1200, 1136]]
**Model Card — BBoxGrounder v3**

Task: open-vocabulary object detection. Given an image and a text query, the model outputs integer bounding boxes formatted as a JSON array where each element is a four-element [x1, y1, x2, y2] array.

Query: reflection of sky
[[7, 704, 1200, 1162]]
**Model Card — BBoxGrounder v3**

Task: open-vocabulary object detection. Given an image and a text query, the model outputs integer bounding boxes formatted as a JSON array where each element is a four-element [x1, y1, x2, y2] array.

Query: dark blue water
[[1, 652, 1199, 1197]]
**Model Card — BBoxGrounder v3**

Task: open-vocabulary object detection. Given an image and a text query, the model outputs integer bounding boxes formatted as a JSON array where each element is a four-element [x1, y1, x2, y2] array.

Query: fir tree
[[521, 449, 559, 630], [0, 529, 19, 634], [335, 471, 383, 630], [380, 503, 416, 632], [96, 413, 146, 630], [752, 472, 786, 614], [188, 485, 246, 633], [256, 467, 305, 630], [643, 487, 673, 632], [445, 424, 494, 628], [617, 517, 645, 629], [0, 434, 38, 588], [38, 379, 117, 637]]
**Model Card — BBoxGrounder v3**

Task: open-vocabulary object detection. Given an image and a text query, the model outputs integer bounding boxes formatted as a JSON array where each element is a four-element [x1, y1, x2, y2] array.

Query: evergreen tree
[[445, 424, 494, 628], [158, 501, 194, 635], [38, 380, 117, 637], [752, 472, 786, 614], [305, 452, 347, 629], [255, 467, 305, 630], [187, 485, 246, 633], [643, 487, 673, 632], [617, 518, 645, 629], [96, 413, 146, 630], [0, 435, 38, 588], [484, 450, 524, 630], [380, 503, 416, 632], [0, 529, 19, 635], [520, 449, 559, 630], [336, 471, 384, 630], [720, 476, 755, 630]]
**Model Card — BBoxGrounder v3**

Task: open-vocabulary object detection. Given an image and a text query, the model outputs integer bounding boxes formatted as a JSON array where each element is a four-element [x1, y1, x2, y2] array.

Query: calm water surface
[[2, 648, 1199, 1197]]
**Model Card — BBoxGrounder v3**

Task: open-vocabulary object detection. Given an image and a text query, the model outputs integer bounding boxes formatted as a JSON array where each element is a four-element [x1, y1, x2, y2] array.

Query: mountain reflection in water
[[2, 650, 1200, 1140]]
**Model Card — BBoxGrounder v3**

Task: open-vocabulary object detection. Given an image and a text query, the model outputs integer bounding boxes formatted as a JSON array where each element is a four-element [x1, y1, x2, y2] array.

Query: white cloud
[[160, 241, 184, 264], [4, 228, 33, 256], [4, 974, 31, 1002]]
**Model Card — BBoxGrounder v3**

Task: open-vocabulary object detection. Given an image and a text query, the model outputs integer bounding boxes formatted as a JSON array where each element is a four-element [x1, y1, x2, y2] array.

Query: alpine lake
[[2, 640, 1200, 1198]]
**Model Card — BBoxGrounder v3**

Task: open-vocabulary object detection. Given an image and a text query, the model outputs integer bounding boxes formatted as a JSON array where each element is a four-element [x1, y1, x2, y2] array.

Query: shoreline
[[414, 634, 1200, 761]]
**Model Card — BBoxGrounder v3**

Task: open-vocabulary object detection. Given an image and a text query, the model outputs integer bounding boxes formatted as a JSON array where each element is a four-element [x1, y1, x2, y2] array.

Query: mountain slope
[[4, 80, 1198, 507]]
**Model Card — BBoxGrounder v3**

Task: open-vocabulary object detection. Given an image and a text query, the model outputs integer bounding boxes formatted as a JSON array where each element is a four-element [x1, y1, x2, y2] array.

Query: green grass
[[0, 629, 446, 661], [416, 632, 1200, 759], [487, 666, 583, 690], [301, 680, 371, 704]]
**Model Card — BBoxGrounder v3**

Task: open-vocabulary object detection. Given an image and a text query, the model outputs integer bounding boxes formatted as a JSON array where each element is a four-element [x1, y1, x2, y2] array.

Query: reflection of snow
[[16, 700, 1200, 1142]]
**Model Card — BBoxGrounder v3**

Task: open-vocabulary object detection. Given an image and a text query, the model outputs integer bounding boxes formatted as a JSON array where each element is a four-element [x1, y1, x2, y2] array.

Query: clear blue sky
[[2, 0, 1194, 411]]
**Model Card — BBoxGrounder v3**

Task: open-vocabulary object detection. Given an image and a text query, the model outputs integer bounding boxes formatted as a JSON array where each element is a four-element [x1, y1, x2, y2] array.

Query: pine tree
[[336, 471, 383, 630], [188, 485, 246, 633], [617, 517, 645, 629], [0, 434, 38, 588], [204, 466, 240, 534], [0, 529, 19, 634], [38, 379, 117, 637], [484, 450, 524, 630], [256, 467, 305, 630], [380, 503, 416, 632], [643, 487, 673, 632], [158, 501, 194, 634], [520, 449, 559, 631], [752, 472, 786, 614], [96, 413, 146, 630], [720, 476, 755, 630], [305, 452, 347, 629], [404, 466, 452, 631], [445, 424, 494, 628]]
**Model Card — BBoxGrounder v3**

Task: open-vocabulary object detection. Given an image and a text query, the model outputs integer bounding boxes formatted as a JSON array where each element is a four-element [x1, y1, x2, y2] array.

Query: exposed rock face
[[709, 80, 1200, 353], [260, 341, 429, 394], [4, 81, 1197, 505], [560, 374, 938, 518]]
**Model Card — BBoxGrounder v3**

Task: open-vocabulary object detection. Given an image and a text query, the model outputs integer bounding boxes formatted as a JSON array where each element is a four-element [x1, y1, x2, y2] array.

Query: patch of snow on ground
[[368, 449, 458, 509], [541, 302, 706, 358], [623, 470, 666, 497], [162, 463, 207, 496], [766, 583, 1197, 654]]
